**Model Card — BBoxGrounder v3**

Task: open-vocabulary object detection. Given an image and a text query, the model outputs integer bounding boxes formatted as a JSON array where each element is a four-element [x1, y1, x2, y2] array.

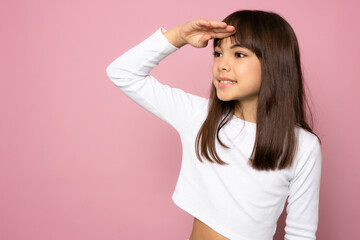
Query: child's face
[[212, 37, 262, 104]]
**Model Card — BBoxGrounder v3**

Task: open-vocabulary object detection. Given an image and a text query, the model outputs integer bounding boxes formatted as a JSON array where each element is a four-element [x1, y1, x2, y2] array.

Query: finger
[[201, 33, 212, 42], [196, 19, 227, 29], [198, 22, 235, 33], [207, 20, 227, 28], [226, 25, 236, 31], [196, 19, 211, 27], [210, 32, 236, 39], [212, 26, 236, 33]]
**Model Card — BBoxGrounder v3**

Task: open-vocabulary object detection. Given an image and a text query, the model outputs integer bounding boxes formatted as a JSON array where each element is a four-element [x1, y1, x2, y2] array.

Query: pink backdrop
[[1, 0, 359, 239]]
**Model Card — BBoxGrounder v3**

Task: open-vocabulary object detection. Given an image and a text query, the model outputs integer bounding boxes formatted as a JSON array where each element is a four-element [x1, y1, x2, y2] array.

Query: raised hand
[[163, 19, 236, 48]]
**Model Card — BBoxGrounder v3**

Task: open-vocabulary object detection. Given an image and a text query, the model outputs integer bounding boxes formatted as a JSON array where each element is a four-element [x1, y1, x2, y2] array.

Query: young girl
[[106, 9, 322, 240]]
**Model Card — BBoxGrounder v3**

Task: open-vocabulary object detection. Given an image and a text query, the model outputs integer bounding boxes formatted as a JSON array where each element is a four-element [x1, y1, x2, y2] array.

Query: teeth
[[220, 80, 236, 83]]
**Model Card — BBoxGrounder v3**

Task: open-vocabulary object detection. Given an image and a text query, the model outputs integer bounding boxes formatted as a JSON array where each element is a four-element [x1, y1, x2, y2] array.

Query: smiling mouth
[[218, 80, 237, 83], [217, 77, 237, 83], [217, 80, 237, 89]]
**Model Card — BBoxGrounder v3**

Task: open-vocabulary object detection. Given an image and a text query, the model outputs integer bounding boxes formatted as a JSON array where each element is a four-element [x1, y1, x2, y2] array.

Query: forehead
[[215, 36, 237, 46], [215, 38, 249, 51]]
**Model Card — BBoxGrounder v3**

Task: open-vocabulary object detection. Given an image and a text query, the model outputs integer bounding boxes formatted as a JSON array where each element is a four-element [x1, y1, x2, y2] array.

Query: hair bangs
[[213, 16, 262, 58]]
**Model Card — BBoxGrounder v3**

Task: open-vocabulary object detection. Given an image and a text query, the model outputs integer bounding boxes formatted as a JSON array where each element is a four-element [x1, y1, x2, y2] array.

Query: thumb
[[203, 33, 212, 42], [200, 33, 211, 45]]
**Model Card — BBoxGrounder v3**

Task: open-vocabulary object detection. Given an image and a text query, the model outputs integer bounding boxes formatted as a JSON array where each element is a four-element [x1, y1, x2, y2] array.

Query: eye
[[235, 52, 247, 58], [212, 51, 247, 58], [212, 51, 221, 57]]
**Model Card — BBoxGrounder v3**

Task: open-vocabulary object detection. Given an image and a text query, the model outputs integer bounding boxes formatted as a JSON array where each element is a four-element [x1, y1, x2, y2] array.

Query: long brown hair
[[195, 10, 321, 171]]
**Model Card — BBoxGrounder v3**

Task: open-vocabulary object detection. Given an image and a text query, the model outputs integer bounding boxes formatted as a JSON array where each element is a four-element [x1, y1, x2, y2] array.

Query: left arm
[[285, 137, 322, 239]]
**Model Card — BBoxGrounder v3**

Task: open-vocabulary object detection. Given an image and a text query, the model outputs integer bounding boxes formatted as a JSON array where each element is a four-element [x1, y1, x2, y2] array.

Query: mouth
[[216, 77, 237, 89], [217, 77, 237, 83], [218, 80, 237, 84]]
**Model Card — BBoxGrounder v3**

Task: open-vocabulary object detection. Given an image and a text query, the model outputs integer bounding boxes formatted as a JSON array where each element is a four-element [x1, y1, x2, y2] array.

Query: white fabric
[[106, 27, 322, 240]]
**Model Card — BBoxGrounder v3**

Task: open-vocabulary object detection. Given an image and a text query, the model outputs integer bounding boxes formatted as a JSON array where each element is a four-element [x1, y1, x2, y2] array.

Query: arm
[[106, 20, 235, 131], [106, 27, 208, 132], [285, 137, 322, 239]]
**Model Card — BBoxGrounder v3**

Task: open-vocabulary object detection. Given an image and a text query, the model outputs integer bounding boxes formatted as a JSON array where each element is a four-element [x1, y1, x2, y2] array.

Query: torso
[[189, 217, 230, 240]]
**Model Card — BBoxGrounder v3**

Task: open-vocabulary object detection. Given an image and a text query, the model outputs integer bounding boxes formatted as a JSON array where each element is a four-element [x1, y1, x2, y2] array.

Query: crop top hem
[[172, 192, 248, 240]]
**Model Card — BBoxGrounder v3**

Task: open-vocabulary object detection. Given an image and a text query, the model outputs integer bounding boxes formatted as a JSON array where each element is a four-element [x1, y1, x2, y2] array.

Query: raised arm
[[106, 20, 236, 132]]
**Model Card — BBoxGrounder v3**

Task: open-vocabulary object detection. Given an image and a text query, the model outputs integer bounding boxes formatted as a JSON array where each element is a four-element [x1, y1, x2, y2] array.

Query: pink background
[[1, 0, 359, 239]]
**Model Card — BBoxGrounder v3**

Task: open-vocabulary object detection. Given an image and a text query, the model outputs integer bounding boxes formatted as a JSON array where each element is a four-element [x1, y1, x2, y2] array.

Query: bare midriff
[[189, 217, 230, 240]]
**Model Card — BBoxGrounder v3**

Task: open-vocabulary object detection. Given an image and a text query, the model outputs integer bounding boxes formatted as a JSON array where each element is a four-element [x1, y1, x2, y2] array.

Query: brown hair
[[195, 10, 321, 171]]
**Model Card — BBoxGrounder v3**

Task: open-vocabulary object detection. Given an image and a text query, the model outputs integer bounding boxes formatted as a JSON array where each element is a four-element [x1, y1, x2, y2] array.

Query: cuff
[[155, 27, 180, 52]]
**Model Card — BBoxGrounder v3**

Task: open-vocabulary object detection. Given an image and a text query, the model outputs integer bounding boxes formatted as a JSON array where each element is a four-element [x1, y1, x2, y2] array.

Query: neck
[[234, 99, 258, 123]]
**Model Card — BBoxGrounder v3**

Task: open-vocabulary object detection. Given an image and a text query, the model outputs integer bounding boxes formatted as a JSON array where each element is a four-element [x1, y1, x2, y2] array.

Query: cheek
[[253, 66, 262, 87], [255, 62, 262, 80], [212, 64, 217, 74], [212, 66, 218, 83], [246, 61, 261, 83]]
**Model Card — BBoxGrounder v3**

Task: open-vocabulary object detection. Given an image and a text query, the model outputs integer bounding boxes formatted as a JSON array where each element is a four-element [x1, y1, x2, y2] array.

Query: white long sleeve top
[[106, 27, 322, 240]]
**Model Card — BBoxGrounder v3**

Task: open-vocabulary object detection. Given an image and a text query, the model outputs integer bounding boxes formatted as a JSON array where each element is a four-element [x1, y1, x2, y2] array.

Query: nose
[[218, 58, 230, 71]]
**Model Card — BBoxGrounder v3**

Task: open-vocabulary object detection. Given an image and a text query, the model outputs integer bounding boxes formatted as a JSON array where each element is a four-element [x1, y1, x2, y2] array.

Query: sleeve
[[105, 27, 209, 132], [285, 137, 322, 240]]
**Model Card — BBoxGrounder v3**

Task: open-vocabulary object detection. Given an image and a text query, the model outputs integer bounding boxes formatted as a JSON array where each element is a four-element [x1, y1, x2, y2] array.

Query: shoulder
[[291, 126, 322, 174], [295, 126, 321, 151]]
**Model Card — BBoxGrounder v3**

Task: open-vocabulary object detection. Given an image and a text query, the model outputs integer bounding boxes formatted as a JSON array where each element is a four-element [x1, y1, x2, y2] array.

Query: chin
[[216, 93, 234, 102]]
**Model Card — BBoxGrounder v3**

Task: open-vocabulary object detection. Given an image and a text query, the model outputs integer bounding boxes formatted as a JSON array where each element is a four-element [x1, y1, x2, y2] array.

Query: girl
[[106, 10, 322, 240]]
